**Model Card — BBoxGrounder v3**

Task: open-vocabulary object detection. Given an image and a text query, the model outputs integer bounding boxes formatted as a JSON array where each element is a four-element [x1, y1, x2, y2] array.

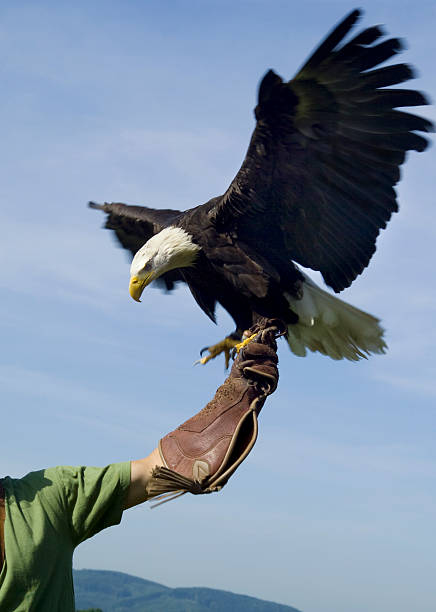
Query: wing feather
[[208, 9, 433, 292], [88, 201, 184, 291]]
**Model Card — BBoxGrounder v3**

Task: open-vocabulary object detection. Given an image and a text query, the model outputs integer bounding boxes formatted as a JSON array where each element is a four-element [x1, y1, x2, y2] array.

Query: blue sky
[[1, 2, 435, 611]]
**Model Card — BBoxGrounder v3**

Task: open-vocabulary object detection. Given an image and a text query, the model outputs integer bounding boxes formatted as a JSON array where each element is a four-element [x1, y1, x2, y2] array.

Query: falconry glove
[[146, 319, 283, 505]]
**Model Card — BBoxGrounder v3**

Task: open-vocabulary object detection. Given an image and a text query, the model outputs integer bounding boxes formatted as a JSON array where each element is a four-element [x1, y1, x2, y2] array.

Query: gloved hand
[[146, 319, 282, 505]]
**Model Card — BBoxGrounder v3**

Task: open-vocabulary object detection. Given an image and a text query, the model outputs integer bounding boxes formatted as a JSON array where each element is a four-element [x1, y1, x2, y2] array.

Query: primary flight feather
[[90, 9, 433, 364]]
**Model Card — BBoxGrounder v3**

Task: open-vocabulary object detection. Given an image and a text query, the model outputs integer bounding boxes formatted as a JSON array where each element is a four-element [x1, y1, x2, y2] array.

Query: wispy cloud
[[0, 363, 167, 436], [251, 428, 436, 480], [372, 371, 436, 399]]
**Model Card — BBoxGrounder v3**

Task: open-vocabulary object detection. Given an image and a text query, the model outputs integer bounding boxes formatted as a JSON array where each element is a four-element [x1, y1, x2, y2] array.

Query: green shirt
[[0, 462, 131, 611]]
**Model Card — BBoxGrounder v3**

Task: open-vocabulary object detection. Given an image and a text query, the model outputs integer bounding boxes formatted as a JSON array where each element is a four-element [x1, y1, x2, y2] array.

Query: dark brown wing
[[89, 201, 184, 290], [208, 9, 433, 292]]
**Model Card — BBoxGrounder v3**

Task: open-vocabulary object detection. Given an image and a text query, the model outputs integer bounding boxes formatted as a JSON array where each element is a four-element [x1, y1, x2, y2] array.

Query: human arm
[[124, 448, 163, 509]]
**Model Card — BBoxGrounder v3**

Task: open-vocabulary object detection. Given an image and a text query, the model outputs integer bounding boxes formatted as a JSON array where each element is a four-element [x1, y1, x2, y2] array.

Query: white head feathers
[[130, 226, 200, 279]]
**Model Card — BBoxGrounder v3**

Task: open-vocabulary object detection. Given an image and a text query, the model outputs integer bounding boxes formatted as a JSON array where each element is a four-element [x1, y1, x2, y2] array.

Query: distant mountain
[[74, 569, 302, 612]]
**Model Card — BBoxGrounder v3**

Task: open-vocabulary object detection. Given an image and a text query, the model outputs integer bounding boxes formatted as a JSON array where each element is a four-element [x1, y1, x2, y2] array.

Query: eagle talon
[[235, 333, 258, 354], [195, 336, 241, 368]]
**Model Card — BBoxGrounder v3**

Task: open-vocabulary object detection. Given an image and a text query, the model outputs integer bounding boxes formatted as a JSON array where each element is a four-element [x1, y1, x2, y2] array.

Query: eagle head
[[129, 226, 200, 302]]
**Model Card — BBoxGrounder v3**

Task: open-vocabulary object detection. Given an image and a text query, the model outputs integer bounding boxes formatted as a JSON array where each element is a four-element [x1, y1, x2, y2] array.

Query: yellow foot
[[235, 333, 257, 353], [196, 337, 240, 368]]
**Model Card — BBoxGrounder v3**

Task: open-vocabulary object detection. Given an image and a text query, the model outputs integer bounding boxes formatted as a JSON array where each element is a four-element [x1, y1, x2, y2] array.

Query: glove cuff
[[147, 391, 262, 505]]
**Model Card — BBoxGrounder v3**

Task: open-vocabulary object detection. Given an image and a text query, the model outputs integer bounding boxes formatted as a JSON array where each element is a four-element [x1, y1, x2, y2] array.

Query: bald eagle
[[90, 9, 433, 364]]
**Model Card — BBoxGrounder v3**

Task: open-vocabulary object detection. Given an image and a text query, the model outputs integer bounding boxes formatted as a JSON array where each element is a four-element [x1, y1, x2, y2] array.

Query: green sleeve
[[0, 463, 131, 611], [50, 462, 131, 546]]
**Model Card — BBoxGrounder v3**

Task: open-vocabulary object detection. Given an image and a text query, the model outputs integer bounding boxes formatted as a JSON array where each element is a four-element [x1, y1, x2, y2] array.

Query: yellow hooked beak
[[129, 274, 154, 302]]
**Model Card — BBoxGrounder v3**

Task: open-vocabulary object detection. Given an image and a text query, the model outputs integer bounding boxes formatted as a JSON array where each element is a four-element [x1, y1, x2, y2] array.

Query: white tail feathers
[[285, 273, 387, 361]]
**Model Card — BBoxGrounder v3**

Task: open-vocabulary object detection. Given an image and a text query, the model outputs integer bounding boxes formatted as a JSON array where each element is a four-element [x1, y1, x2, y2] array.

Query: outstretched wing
[[208, 9, 433, 292], [89, 201, 184, 290]]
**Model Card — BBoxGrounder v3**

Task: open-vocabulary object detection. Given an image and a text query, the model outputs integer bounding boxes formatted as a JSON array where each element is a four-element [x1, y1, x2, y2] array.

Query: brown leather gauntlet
[[146, 319, 282, 505]]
